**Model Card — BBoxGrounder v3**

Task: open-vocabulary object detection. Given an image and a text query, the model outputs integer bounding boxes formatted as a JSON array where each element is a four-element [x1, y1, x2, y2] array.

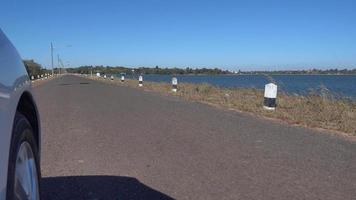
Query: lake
[[122, 74, 356, 99]]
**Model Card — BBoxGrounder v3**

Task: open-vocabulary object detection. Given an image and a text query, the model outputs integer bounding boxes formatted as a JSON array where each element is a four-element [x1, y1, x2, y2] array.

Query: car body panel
[[0, 29, 38, 200]]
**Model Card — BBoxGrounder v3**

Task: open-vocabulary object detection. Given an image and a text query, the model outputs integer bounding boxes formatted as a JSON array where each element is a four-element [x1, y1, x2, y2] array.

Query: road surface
[[33, 75, 356, 200]]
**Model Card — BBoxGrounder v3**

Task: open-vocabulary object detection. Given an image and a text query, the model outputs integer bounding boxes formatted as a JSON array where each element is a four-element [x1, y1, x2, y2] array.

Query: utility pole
[[51, 42, 54, 76], [57, 54, 60, 75]]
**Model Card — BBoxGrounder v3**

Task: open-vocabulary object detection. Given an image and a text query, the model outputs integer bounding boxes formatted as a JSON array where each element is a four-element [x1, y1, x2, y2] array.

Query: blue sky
[[1, 0, 355, 70]]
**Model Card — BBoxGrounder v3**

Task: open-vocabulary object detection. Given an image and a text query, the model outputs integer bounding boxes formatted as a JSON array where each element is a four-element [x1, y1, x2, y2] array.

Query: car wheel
[[6, 112, 41, 200]]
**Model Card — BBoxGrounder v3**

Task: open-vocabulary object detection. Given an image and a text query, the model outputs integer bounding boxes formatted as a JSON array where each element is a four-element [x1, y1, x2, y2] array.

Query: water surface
[[121, 74, 356, 99]]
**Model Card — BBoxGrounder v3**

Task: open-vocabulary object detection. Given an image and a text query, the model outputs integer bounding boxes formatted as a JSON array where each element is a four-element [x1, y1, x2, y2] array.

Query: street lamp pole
[[51, 43, 71, 75]]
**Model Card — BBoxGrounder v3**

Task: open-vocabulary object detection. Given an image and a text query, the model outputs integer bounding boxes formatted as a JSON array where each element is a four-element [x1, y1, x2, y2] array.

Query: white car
[[0, 29, 41, 199]]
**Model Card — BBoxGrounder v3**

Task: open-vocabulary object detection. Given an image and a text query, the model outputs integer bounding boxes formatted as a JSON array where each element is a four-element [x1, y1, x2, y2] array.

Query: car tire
[[6, 112, 41, 200]]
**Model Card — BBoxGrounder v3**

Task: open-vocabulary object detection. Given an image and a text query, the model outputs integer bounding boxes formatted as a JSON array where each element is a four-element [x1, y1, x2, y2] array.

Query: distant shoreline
[[146, 74, 356, 76], [231, 74, 356, 76]]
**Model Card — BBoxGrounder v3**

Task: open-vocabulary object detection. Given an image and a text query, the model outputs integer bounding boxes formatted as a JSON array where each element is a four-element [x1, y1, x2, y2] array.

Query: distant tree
[[23, 60, 45, 76]]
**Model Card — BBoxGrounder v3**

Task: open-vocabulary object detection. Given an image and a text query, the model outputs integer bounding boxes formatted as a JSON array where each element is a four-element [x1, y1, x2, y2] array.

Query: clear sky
[[1, 0, 355, 70]]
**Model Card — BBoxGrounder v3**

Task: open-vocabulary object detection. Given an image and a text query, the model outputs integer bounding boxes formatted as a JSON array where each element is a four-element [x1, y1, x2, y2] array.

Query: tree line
[[66, 65, 232, 75], [23, 59, 356, 76], [23, 60, 51, 77], [239, 68, 356, 75]]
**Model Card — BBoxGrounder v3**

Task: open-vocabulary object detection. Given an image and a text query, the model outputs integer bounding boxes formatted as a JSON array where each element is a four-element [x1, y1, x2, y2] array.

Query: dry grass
[[89, 76, 356, 136]]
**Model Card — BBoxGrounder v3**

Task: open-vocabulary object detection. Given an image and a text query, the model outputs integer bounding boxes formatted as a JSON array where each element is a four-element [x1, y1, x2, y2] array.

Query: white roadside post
[[104, 74, 107, 79], [172, 77, 178, 92], [110, 75, 114, 81], [138, 75, 143, 87], [37, 75, 40, 79], [31, 76, 34, 82], [263, 83, 277, 110], [96, 72, 100, 78], [121, 75, 125, 83]]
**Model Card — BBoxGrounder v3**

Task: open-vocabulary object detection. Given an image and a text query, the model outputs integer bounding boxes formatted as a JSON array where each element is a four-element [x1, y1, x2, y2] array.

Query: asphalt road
[[33, 75, 356, 200]]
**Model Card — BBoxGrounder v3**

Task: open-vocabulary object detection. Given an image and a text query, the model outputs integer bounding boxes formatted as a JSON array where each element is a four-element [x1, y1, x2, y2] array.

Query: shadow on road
[[41, 175, 174, 200]]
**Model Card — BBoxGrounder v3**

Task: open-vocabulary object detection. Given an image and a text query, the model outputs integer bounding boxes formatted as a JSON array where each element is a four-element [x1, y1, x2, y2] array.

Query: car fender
[[0, 29, 38, 200]]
